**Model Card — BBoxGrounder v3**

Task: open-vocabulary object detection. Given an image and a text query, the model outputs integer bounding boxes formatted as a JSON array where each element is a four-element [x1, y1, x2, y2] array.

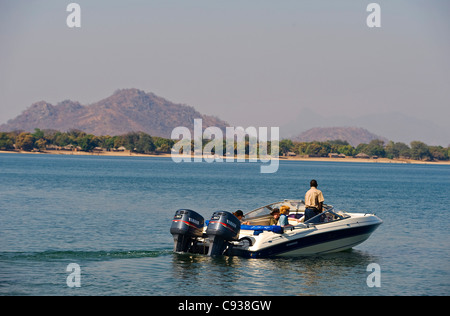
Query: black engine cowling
[[206, 211, 241, 256], [170, 209, 205, 253]]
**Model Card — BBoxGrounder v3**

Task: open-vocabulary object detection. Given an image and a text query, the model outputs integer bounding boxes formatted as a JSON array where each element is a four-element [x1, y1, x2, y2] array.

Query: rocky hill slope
[[293, 127, 388, 146], [0, 89, 228, 137]]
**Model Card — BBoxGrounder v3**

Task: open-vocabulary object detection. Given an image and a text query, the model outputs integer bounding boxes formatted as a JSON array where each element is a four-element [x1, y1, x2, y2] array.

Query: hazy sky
[[1, 0, 449, 143]]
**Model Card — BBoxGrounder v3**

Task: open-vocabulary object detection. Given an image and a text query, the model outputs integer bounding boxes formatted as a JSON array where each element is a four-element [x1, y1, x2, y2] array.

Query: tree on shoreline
[[0, 132, 15, 150], [15, 132, 35, 151]]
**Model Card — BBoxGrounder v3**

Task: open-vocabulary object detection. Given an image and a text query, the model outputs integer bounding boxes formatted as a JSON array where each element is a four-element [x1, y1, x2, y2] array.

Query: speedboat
[[170, 200, 382, 258]]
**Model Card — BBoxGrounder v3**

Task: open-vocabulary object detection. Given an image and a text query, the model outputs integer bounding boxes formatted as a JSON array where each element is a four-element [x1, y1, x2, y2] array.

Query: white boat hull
[[236, 213, 382, 258], [276, 232, 373, 256]]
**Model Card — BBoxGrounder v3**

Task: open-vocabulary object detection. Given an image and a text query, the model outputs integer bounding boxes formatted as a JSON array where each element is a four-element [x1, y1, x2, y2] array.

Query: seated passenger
[[268, 208, 280, 225], [278, 205, 292, 227], [233, 210, 250, 225]]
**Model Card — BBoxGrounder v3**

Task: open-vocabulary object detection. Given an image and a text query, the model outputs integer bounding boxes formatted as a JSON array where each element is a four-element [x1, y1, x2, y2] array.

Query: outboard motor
[[170, 209, 205, 253], [206, 211, 241, 256]]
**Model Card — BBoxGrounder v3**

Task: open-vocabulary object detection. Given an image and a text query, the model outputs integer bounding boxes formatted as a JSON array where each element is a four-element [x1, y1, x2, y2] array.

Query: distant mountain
[[0, 89, 229, 138], [293, 127, 388, 147], [282, 107, 449, 146]]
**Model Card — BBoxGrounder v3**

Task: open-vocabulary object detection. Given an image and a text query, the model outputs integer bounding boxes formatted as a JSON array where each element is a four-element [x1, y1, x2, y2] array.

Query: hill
[[293, 127, 388, 147], [0, 89, 229, 138], [282, 107, 449, 147]]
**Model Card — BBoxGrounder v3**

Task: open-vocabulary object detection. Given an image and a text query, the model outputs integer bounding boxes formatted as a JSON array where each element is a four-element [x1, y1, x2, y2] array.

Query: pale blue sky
[[1, 0, 449, 144]]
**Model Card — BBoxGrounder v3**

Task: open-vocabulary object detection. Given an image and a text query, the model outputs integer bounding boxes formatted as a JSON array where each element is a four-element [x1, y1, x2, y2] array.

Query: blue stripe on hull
[[241, 223, 381, 258]]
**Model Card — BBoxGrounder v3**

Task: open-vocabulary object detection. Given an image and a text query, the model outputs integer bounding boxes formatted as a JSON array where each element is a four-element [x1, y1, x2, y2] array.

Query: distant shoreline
[[1, 149, 449, 166], [280, 156, 450, 165]]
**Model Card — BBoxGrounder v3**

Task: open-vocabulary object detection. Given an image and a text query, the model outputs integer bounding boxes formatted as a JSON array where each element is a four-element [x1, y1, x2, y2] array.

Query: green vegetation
[[284, 138, 449, 161], [0, 129, 174, 154], [0, 129, 448, 161]]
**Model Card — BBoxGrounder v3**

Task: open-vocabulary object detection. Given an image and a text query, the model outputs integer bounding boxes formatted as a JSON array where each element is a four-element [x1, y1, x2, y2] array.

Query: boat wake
[[0, 249, 173, 262]]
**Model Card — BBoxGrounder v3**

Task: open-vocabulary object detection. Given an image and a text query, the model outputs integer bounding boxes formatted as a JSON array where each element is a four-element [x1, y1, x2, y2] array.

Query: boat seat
[[240, 225, 284, 235], [204, 221, 284, 235]]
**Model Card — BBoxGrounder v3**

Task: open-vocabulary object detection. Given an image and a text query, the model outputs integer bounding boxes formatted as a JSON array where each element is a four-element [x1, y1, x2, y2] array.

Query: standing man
[[304, 179, 325, 222]]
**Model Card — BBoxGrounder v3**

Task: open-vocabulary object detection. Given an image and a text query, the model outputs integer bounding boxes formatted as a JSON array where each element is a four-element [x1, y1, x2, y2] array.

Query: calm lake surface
[[0, 153, 449, 295]]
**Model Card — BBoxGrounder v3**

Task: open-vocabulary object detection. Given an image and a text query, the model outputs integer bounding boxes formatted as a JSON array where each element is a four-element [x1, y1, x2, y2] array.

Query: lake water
[[0, 153, 449, 295]]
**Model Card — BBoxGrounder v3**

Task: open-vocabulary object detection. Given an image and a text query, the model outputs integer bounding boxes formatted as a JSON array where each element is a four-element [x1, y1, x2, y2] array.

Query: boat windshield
[[243, 200, 350, 226], [304, 206, 350, 225], [244, 200, 305, 220]]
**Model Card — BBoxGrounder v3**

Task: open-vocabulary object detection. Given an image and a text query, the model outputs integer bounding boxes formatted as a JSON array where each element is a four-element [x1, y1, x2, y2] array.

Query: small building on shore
[[46, 144, 61, 151], [355, 153, 370, 159]]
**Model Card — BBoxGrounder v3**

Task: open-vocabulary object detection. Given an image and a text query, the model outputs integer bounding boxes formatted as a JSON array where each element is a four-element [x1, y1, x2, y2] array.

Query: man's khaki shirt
[[305, 187, 324, 208]]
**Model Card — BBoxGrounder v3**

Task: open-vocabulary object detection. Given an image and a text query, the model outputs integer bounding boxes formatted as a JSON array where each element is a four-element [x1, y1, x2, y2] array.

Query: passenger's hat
[[270, 208, 280, 215], [234, 210, 245, 218]]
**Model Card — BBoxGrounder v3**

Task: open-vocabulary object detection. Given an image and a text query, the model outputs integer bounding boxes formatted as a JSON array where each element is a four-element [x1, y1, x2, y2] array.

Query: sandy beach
[[1, 149, 449, 165], [280, 156, 450, 165], [0, 149, 173, 159]]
